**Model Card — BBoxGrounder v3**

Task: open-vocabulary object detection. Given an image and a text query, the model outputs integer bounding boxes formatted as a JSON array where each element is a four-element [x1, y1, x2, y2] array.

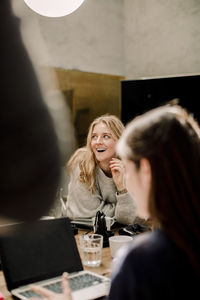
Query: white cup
[[92, 216, 115, 231], [109, 235, 133, 258], [104, 216, 115, 230]]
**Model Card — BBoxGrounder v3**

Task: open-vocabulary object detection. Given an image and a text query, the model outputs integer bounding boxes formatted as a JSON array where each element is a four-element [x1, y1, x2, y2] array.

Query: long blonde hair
[[67, 114, 124, 193]]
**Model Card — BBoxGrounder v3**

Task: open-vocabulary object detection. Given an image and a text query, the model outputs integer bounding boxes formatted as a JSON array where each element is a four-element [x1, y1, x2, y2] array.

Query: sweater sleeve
[[115, 192, 137, 224], [66, 167, 116, 219]]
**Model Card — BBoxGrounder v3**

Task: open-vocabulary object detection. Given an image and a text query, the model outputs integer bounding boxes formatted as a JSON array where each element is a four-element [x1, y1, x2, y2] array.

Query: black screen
[[121, 74, 200, 125], [0, 218, 83, 290]]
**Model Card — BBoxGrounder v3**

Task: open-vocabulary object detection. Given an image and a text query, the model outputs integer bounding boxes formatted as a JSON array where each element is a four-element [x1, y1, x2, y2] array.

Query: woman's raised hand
[[30, 273, 72, 300], [109, 158, 126, 192]]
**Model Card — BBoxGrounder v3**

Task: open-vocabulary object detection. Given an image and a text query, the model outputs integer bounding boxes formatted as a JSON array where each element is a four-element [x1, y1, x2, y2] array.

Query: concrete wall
[[124, 0, 200, 79], [12, 0, 200, 79], [12, 0, 125, 76]]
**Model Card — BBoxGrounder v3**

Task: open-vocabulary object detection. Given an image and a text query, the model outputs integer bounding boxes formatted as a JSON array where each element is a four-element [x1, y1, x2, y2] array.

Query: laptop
[[71, 218, 93, 228], [0, 217, 110, 300]]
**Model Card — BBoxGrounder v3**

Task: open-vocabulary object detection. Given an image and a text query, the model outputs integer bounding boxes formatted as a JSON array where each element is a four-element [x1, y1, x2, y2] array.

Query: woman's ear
[[140, 158, 152, 186]]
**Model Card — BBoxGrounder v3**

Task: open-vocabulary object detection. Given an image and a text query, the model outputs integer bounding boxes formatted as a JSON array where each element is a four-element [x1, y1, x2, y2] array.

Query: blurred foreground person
[[108, 104, 200, 299], [31, 104, 200, 299], [0, 0, 60, 224]]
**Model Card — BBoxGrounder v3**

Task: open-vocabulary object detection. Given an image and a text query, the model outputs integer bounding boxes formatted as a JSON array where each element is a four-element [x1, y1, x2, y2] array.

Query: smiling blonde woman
[[65, 114, 137, 225]]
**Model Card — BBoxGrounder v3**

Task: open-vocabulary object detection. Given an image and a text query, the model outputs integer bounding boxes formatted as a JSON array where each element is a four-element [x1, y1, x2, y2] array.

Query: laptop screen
[[0, 217, 83, 290]]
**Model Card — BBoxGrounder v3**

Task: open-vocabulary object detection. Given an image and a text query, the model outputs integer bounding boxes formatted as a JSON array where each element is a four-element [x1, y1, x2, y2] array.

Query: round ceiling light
[[24, 0, 85, 17]]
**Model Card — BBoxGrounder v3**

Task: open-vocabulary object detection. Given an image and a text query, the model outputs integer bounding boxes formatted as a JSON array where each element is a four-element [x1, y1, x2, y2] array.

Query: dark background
[[121, 74, 200, 125]]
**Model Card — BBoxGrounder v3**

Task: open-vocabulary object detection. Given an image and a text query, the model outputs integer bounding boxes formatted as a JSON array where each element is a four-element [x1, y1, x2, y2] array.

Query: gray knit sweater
[[66, 165, 137, 225]]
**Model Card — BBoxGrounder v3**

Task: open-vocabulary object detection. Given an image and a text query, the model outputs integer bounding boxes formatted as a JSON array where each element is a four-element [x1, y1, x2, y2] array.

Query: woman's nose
[[96, 136, 102, 143]]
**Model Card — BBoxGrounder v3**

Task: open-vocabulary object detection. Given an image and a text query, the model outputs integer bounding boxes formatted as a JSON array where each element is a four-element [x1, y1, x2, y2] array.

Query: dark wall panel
[[121, 74, 200, 125]]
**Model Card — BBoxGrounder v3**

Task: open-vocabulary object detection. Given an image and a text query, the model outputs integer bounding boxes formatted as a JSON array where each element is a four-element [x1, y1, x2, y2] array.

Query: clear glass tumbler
[[79, 234, 103, 267]]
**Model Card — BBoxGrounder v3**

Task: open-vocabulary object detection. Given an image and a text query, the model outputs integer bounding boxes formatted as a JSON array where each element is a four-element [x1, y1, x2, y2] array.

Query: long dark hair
[[117, 104, 200, 273]]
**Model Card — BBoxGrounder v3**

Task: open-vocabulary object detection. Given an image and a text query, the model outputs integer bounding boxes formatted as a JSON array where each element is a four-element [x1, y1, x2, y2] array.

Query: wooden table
[[0, 228, 113, 300], [0, 218, 153, 299]]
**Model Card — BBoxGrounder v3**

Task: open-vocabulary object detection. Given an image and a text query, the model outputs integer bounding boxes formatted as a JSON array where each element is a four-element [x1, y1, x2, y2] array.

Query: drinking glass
[[79, 234, 103, 267]]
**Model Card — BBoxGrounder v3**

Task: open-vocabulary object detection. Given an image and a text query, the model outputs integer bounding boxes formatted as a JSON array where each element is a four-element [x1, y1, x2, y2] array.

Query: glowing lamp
[[24, 0, 85, 17]]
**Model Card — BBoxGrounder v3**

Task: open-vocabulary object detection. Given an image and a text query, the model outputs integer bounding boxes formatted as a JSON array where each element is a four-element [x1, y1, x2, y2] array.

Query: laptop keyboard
[[19, 273, 103, 298], [69, 273, 103, 291]]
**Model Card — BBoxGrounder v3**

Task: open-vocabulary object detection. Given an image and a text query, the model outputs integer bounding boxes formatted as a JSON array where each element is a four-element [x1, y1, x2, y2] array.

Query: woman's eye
[[91, 135, 97, 139], [104, 135, 110, 139]]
